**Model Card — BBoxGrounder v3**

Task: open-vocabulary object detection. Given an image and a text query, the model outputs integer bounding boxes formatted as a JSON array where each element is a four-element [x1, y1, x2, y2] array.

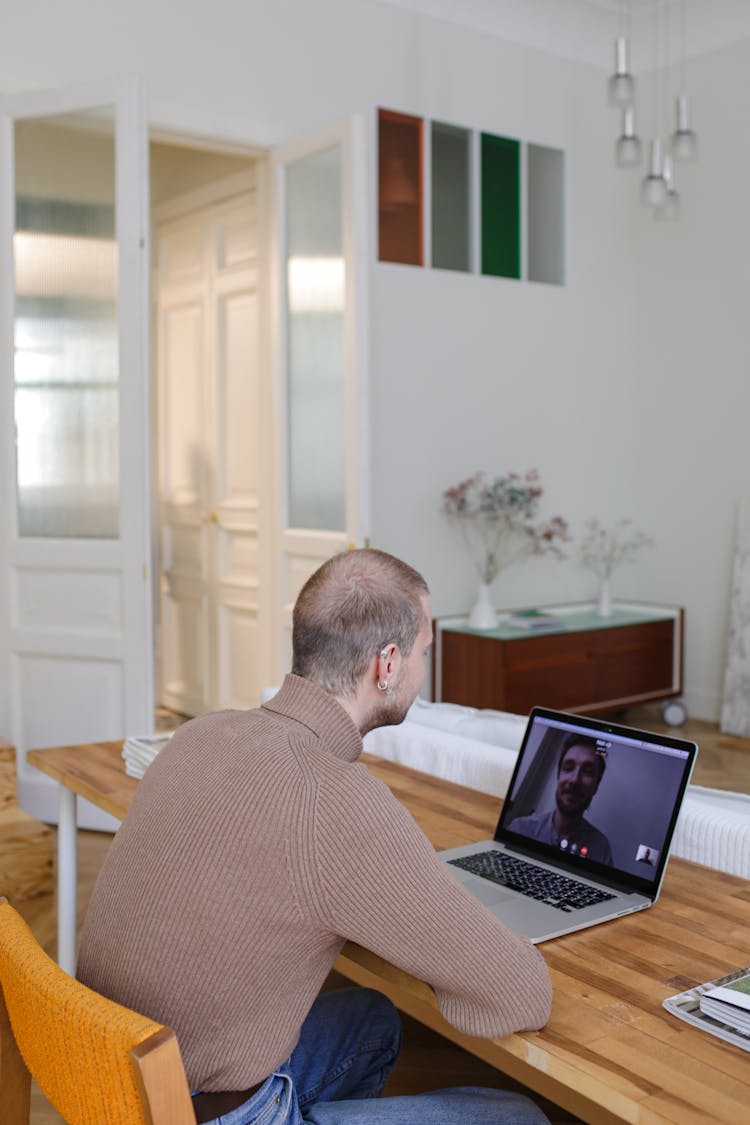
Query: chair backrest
[[0, 898, 195, 1125]]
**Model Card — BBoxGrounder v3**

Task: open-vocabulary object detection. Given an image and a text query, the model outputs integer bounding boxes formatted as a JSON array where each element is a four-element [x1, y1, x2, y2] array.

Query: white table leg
[[57, 784, 78, 976]]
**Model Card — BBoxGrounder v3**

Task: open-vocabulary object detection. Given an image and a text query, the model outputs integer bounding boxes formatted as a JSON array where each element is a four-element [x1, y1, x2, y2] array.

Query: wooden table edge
[[25, 739, 750, 1125]]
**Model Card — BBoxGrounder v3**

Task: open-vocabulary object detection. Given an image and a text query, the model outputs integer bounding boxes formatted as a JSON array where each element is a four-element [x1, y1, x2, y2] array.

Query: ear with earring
[[377, 647, 393, 695]]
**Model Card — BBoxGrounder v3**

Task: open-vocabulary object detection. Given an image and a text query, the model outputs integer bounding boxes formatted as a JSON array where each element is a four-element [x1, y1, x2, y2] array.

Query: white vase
[[468, 581, 498, 629], [597, 577, 612, 617]]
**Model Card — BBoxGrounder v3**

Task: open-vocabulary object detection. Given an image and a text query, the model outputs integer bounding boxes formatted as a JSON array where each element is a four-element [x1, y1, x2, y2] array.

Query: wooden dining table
[[28, 739, 750, 1125]]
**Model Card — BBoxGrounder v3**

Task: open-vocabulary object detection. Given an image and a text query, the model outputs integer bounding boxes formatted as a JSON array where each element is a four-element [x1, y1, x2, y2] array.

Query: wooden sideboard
[[433, 601, 683, 716]]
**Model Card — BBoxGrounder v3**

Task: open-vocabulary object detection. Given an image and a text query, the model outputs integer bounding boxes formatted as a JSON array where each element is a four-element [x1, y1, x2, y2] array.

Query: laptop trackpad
[[462, 877, 517, 908]]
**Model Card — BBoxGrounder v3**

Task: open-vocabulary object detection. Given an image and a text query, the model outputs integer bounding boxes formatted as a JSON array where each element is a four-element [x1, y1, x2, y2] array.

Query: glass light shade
[[671, 95, 698, 162], [615, 107, 641, 167], [616, 135, 641, 166], [655, 189, 680, 221], [608, 73, 635, 107], [656, 154, 679, 221], [642, 176, 667, 207], [641, 138, 667, 207], [672, 130, 698, 162], [608, 37, 635, 106], [662, 153, 676, 191]]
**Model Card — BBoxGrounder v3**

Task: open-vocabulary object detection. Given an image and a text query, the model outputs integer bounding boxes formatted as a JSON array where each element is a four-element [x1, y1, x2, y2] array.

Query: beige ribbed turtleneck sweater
[[78, 675, 551, 1091]]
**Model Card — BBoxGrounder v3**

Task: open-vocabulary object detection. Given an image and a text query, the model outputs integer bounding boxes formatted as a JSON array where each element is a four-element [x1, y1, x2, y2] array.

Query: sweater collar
[[261, 674, 363, 763]]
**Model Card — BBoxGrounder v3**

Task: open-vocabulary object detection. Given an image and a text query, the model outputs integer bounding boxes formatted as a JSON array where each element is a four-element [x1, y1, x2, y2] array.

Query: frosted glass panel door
[[286, 146, 345, 530], [0, 84, 151, 827], [269, 118, 369, 683], [14, 112, 119, 537]]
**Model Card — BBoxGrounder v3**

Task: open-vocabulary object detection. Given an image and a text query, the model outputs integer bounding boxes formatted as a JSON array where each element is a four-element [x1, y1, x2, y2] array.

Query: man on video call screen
[[508, 733, 613, 864], [503, 719, 690, 879]]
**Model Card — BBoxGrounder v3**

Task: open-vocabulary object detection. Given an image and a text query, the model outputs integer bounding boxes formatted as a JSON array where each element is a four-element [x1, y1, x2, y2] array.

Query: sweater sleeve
[[307, 765, 552, 1040]]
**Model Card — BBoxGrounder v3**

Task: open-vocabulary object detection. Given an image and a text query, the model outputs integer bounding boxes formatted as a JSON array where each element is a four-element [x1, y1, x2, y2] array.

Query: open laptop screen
[[495, 707, 697, 898]]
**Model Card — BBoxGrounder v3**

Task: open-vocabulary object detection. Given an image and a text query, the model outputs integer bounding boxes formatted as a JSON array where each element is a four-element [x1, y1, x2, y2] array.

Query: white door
[[0, 84, 151, 828], [265, 118, 370, 683], [157, 174, 260, 714]]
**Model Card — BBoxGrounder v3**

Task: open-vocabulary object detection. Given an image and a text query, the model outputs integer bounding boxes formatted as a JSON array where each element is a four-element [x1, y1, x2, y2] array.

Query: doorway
[[3, 91, 365, 827], [150, 139, 262, 717]]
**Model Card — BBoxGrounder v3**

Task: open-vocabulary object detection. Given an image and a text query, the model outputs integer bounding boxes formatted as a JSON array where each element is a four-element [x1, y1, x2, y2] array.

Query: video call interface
[[499, 716, 692, 883]]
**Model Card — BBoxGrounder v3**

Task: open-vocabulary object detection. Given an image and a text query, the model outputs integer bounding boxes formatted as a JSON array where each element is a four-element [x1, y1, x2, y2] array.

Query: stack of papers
[[664, 964, 750, 1052], [699, 971, 750, 1034], [122, 733, 173, 779]]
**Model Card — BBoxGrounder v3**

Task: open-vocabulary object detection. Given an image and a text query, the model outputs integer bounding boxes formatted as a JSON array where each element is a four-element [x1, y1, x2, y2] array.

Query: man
[[509, 734, 613, 865], [78, 549, 552, 1124]]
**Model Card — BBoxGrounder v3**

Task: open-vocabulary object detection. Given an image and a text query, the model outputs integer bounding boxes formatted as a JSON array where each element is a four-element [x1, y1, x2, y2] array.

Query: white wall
[[369, 36, 637, 623], [0, 0, 739, 723], [631, 36, 750, 720]]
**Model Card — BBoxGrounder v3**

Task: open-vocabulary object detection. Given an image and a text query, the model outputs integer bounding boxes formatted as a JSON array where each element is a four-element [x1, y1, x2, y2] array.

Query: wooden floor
[[17, 707, 749, 1124], [628, 702, 750, 794]]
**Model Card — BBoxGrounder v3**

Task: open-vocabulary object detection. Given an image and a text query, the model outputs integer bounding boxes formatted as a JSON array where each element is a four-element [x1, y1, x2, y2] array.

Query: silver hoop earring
[[377, 679, 393, 695]]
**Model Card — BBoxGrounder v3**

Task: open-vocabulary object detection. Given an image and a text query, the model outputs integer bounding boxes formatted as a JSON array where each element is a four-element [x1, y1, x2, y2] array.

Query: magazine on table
[[664, 965, 750, 1051], [699, 970, 750, 1033]]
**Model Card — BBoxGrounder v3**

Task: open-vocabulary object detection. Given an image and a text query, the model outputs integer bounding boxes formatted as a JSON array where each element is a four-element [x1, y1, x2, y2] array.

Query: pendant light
[[615, 106, 641, 167], [607, 0, 695, 219], [655, 154, 680, 221], [672, 93, 698, 162], [608, 36, 635, 106], [641, 1, 667, 209], [671, 3, 698, 162], [641, 138, 668, 208]]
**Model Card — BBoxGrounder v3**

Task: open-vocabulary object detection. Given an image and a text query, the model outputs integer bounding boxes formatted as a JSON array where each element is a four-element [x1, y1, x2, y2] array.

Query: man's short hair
[[291, 548, 429, 697], [557, 733, 607, 783]]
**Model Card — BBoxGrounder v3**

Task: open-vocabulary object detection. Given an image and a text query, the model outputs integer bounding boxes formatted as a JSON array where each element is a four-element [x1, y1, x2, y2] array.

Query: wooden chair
[[0, 897, 195, 1124]]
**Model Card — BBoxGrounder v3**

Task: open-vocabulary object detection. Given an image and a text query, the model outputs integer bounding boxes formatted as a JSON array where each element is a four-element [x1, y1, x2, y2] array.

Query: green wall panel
[[480, 133, 520, 280]]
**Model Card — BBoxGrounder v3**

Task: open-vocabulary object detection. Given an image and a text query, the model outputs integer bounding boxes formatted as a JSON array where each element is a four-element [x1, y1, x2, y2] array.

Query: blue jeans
[[195, 987, 550, 1124]]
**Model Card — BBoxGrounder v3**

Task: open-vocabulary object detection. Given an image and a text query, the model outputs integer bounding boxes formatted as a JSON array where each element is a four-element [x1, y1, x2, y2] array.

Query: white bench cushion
[[671, 785, 750, 879], [406, 697, 527, 750], [365, 721, 518, 799]]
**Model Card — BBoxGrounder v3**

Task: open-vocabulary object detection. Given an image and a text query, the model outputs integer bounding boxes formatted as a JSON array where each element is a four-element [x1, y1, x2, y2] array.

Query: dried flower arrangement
[[443, 470, 569, 585]]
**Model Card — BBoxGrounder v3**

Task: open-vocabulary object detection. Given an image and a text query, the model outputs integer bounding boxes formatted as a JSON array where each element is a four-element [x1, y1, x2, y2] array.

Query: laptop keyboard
[[448, 850, 616, 912]]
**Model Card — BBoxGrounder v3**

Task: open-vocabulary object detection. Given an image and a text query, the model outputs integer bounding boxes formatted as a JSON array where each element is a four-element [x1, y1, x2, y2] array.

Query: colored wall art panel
[[527, 143, 565, 286], [378, 108, 423, 266], [480, 132, 520, 280], [431, 121, 471, 272]]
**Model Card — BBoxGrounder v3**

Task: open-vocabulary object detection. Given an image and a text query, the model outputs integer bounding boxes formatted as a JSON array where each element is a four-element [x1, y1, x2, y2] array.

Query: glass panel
[[480, 132, 520, 280], [527, 143, 565, 286], [431, 122, 471, 272], [14, 109, 119, 538], [286, 145, 346, 531], [378, 108, 423, 266]]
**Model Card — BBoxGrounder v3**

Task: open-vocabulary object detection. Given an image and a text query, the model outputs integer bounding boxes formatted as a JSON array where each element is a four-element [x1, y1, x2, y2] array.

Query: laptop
[[440, 706, 697, 943]]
